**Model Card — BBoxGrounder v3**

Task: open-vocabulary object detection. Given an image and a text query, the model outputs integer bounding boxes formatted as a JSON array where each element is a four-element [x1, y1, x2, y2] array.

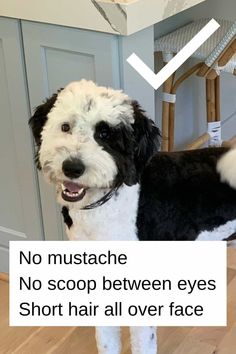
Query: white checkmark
[[127, 19, 220, 90]]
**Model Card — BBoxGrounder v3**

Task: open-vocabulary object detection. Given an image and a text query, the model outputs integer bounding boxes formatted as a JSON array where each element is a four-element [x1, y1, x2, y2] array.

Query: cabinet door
[[22, 21, 120, 241], [0, 18, 43, 272]]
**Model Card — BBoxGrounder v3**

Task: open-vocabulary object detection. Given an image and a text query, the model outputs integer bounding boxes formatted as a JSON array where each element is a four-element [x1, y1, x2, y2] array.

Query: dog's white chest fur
[[67, 184, 139, 241]]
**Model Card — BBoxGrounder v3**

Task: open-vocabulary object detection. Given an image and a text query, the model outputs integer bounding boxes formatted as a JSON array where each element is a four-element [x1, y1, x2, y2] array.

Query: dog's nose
[[62, 158, 85, 179]]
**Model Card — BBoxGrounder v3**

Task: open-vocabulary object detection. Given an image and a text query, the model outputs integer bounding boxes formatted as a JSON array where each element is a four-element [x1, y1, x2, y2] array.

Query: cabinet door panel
[[22, 21, 120, 240], [44, 47, 96, 90], [0, 18, 43, 271]]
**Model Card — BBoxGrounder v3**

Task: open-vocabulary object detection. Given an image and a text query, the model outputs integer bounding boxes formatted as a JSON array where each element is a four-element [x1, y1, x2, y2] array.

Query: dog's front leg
[[95, 326, 121, 354], [130, 326, 157, 354]]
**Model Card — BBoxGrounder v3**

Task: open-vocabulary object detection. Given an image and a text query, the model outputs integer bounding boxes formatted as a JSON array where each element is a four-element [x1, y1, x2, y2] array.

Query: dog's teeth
[[62, 186, 85, 199], [78, 188, 84, 195]]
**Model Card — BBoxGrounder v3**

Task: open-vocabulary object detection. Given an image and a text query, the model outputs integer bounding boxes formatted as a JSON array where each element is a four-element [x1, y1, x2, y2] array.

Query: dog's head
[[29, 80, 160, 208]]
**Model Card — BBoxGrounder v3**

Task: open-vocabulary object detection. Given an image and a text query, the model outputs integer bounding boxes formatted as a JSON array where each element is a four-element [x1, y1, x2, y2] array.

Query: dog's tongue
[[63, 181, 81, 192]]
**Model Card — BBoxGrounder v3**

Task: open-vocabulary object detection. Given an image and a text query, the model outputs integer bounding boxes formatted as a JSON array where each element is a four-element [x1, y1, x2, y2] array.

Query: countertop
[[0, 0, 207, 35]]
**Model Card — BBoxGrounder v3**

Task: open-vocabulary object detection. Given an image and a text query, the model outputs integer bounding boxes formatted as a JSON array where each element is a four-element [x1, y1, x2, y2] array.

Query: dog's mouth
[[61, 181, 87, 202]]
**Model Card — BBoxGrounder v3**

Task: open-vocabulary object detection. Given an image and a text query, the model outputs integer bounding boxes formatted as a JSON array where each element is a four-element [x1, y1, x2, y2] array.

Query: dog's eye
[[99, 128, 110, 140], [61, 123, 70, 133]]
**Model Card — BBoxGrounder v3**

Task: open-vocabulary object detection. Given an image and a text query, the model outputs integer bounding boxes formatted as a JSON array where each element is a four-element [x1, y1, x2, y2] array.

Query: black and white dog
[[29, 80, 236, 354]]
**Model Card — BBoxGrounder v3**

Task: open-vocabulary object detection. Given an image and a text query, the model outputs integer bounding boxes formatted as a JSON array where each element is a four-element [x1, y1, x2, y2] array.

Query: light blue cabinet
[[0, 18, 44, 272]]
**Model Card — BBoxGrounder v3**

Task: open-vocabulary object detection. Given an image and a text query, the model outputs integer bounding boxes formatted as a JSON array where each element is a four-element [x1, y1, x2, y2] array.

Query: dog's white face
[[29, 80, 160, 209]]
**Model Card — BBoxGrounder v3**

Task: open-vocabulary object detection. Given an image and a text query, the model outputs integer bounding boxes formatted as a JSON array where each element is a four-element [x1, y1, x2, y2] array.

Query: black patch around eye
[[94, 120, 138, 186], [94, 122, 112, 141], [94, 120, 135, 153], [61, 123, 70, 132]]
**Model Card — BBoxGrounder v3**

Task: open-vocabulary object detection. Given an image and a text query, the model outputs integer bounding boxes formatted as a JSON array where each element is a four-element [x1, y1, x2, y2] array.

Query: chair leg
[[206, 78, 215, 123], [215, 76, 222, 145], [161, 74, 175, 151], [215, 76, 221, 122], [185, 133, 211, 150], [206, 77, 221, 146]]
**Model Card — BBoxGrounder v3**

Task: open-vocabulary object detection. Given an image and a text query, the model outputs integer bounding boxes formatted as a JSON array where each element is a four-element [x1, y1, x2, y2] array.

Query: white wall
[[154, 0, 236, 149]]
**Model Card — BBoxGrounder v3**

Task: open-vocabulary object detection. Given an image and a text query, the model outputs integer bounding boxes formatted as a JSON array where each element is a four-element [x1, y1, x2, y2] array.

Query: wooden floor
[[0, 248, 235, 354]]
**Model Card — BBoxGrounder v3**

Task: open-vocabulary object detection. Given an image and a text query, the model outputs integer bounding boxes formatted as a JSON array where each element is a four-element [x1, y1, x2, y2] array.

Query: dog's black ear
[[132, 100, 161, 173], [29, 93, 58, 147]]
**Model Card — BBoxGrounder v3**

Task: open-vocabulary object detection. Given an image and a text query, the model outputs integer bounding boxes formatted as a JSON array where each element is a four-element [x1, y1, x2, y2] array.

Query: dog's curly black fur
[[137, 147, 236, 241], [29, 93, 58, 169]]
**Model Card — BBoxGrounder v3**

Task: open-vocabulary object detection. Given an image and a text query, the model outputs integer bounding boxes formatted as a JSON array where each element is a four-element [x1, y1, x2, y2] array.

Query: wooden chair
[[155, 19, 236, 151]]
